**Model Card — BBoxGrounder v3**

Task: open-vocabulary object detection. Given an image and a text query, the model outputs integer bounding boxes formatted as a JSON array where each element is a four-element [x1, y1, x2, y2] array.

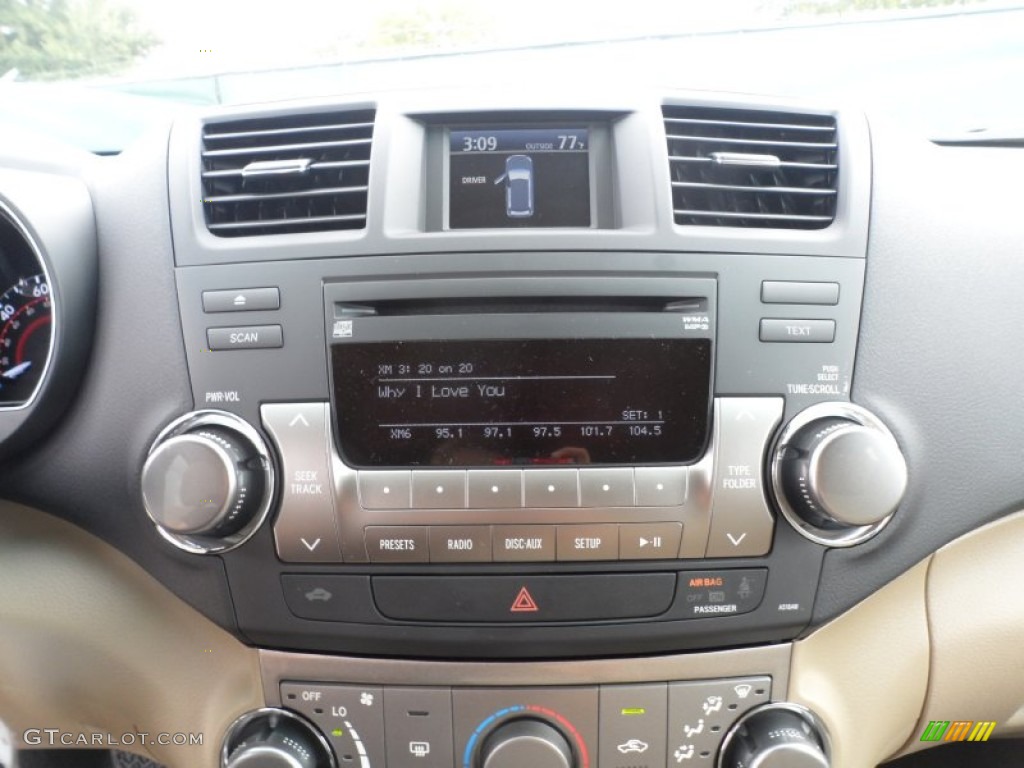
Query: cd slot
[[336, 295, 707, 317]]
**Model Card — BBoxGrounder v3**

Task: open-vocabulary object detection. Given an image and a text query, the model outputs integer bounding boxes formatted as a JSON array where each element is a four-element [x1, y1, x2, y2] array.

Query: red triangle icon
[[510, 586, 539, 613]]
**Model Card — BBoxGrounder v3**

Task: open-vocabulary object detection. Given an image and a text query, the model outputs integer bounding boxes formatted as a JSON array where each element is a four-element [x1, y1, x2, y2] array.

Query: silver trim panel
[[259, 644, 791, 698]]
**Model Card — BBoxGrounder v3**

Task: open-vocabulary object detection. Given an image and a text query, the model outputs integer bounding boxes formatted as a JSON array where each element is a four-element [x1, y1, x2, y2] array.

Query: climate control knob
[[719, 704, 830, 768], [142, 410, 275, 553], [479, 719, 574, 768], [222, 708, 334, 768], [771, 402, 906, 546]]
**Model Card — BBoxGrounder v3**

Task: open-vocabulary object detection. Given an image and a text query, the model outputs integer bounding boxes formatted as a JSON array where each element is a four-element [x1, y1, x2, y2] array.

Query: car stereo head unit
[[308, 276, 721, 565]]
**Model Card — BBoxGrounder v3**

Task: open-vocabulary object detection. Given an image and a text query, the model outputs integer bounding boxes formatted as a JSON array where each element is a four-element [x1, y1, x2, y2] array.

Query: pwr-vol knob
[[142, 410, 275, 554], [771, 402, 907, 547]]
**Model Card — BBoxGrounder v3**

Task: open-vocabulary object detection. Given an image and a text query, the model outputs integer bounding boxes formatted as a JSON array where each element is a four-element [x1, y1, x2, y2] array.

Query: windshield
[[2, 0, 1023, 150]]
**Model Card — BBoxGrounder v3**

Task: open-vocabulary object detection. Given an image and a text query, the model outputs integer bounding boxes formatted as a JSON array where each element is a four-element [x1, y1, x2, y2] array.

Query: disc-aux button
[[493, 525, 556, 562]]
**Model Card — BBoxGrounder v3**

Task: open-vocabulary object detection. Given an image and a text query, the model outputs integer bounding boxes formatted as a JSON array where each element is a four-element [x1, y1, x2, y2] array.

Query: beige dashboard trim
[[259, 645, 792, 697], [0, 502, 262, 768], [791, 509, 1024, 766], [789, 557, 931, 768], [899, 510, 1024, 754]]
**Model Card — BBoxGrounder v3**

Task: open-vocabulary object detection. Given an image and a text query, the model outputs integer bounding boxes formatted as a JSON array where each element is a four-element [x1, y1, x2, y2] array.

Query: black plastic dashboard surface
[[0, 94, 1022, 659]]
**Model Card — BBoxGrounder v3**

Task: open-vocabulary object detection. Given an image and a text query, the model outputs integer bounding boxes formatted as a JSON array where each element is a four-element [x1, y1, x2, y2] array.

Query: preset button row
[[365, 523, 684, 563], [359, 467, 687, 510]]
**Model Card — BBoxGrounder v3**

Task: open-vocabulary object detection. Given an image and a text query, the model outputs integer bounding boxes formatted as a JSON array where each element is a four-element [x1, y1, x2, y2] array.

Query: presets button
[[365, 526, 429, 563]]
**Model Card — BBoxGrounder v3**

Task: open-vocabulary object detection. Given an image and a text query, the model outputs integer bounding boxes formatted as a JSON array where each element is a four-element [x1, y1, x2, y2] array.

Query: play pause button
[[620, 523, 683, 560]]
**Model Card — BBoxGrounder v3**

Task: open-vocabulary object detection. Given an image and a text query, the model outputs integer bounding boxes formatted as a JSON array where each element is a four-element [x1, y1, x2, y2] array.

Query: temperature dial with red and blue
[[465, 706, 589, 768]]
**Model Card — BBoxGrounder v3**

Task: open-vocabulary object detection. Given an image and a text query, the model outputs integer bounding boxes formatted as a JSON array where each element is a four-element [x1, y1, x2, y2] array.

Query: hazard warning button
[[370, 574, 676, 623], [510, 586, 539, 613]]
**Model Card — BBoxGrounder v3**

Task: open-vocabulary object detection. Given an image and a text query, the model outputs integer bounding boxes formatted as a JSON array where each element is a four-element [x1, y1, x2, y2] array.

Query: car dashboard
[[1, 87, 1023, 768]]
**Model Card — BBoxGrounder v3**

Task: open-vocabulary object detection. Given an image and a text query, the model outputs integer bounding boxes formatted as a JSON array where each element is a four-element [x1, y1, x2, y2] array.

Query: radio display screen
[[332, 338, 711, 467], [448, 127, 591, 229]]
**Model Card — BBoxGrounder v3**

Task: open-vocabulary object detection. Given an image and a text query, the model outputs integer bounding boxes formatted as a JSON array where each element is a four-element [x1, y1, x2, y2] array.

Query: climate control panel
[[278, 677, 774, 768]]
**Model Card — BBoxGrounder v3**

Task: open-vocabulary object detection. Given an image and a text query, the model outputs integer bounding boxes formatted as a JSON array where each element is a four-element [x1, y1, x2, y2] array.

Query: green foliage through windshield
[[0, 0, 155, 79], [0, 0, 992, 83]]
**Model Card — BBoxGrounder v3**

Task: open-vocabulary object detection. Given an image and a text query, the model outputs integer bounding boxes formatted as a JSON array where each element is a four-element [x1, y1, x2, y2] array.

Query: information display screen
[[332, 338, 711, 467], [448, 128, 591, 229]]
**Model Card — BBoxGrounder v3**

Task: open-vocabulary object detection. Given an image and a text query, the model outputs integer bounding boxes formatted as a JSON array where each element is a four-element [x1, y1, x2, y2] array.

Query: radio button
[[262, 402, 342, 563], [706, 398, 783, 557], [412, 470, 467, 509], [493, 525, 556, 562], [579, 468, 635, 507], [556, 524, 619, 561], [365, 526, 430, 563], [359, 470, 412, 509], [620, 522, 683, 560], [524, 469, 579, 508], [468, 470, 523, 508], [429, 526, 493, 563], [635, 467, 687, 507]]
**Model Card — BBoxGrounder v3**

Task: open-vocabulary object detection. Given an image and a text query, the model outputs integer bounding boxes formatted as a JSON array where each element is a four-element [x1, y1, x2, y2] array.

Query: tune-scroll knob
[[222, 708, 335, 768], [771, 402, 907, 546], [142, 410, 275, 554], [479, 719, 574, 768], [718, 704, 830, 768]]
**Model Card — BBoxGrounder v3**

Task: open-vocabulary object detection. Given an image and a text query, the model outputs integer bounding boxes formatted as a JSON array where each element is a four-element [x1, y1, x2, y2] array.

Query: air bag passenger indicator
[[448, 128, 590, 229]]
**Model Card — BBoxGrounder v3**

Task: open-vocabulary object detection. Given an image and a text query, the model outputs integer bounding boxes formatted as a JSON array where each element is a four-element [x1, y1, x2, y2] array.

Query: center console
[[142, 94, 903, 768]]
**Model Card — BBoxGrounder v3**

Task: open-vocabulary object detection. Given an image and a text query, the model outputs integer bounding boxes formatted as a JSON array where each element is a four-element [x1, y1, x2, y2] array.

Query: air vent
[[201, 109, 374, 237], [663, 105, 838, 229]]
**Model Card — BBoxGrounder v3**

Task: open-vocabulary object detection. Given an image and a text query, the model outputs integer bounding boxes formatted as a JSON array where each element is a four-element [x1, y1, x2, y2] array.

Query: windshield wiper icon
[[494, 154, 534, 218]]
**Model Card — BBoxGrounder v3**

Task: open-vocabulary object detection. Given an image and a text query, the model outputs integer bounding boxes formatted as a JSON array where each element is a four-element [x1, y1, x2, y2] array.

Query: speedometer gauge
[[0, 273, 52, 405], [0, 182, 93, 455]]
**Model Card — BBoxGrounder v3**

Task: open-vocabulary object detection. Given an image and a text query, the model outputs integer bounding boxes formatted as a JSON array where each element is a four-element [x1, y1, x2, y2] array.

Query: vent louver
[[201, 109, 374, 237], [663, 105, 838, 229]]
